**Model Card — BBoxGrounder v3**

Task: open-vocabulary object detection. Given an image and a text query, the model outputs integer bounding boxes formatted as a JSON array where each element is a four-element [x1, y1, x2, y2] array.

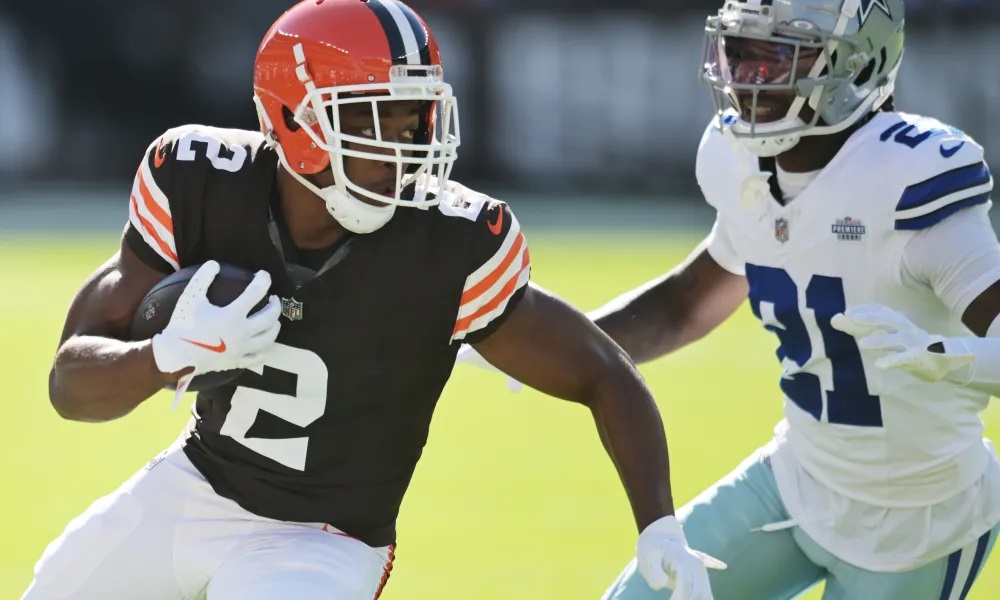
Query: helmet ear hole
[[282, 106, 302, 132], [854, 58, 877, 87], [853, 46, 887, 87]]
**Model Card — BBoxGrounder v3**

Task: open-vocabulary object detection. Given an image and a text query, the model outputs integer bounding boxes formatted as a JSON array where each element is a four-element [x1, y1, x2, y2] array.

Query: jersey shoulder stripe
[[451, 205, 530, 342], [895, 161, 992, 230], [128, 136, 178, 270]]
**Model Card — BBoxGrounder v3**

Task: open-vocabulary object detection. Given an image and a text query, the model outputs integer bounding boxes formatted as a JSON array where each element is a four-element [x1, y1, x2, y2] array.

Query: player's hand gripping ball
[[131, 261, 282, 391]]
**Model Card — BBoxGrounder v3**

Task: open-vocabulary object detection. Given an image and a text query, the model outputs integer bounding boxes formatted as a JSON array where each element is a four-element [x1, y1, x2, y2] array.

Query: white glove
[[455, 344, 524, 393], [636, 515, 726, 600], [830, 304, 974, 382], [151, 261, 282, 376]]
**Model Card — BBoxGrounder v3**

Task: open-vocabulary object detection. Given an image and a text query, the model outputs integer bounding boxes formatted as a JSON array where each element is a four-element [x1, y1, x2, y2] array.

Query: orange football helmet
[[253, 0, 460, 233]]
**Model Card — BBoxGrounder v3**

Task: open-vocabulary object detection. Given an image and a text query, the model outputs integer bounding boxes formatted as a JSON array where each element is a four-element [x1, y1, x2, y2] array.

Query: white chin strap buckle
[[745, 136, 800, 157], [325, 188, 396, 234]]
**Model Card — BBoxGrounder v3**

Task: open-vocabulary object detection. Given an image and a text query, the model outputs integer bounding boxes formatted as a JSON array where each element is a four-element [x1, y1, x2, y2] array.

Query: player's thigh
[[22, 449, 194, 600], [602, 447, 824, 600], [206, 527, 394, 600], [818, 524, 999, 600]]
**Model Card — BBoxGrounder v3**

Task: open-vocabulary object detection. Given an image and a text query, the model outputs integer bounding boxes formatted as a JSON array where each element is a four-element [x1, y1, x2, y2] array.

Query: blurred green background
[[3, 223, 998, 599]]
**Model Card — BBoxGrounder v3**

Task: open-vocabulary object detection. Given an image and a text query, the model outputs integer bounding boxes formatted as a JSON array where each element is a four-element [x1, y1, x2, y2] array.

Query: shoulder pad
[[127, 125, 270, 271], [128, 130, 182, 271], [156, 125, 265, 173], [695, 118, 746, 211], [866, 113, 992, 231], [438, 181, 530, 343]]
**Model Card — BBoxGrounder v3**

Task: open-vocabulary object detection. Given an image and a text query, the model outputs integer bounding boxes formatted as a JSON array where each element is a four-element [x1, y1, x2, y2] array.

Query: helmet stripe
[[396, 3, 431, 65], [366, 0, 425, 65]]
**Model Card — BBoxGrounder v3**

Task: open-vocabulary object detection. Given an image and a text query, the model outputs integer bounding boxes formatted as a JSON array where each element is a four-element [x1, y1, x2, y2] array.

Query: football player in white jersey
[[460, 0, 1000, 598]]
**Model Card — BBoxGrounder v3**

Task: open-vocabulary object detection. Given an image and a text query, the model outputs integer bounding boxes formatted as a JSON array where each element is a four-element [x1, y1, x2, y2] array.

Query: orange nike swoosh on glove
[[180, 337, 227, 353]]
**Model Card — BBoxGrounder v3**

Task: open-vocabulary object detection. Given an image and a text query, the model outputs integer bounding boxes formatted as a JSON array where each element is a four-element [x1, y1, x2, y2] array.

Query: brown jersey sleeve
[[449, 197, 531, 344]]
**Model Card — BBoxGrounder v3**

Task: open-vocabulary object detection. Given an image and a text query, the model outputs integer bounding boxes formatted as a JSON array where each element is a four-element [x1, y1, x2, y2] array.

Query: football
[[131, 262, 268, 392]]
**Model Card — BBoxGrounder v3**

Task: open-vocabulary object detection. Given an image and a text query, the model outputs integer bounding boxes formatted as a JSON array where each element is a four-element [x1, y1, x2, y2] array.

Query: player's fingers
[[179, 261, 220, 304], [233, 271, 274, 313], [248, 321, 282, 350], [856, 332, 905, 353], [236, 352, 268, 370], [843, 303, 897, 319], [246, 296, 283, 330], [244, 325, 281, 358], [842, 305, 906, 329], [695, 551, 727, 570], [636, 557, 670, 591], [829, 313, 875, 337], [188, 261, 221, 292], [874, 352, 911, 371], [832, 313, 896, 337]]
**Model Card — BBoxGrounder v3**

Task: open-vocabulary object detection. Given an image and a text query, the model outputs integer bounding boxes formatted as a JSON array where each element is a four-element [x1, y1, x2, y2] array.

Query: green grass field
[[3, 231, 999, 599]]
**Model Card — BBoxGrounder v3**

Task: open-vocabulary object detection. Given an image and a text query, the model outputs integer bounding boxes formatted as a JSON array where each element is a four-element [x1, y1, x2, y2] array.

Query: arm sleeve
[[901, 202, 1000, 318], [450, 200, 531, 344]]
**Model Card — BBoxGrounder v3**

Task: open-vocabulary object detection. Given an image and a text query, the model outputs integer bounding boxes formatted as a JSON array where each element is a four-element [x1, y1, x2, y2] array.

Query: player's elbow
[[48, 366, 83, 421], [47, 357, 125, 423], [574, 345, 647, 408], [48, 382, 125, 423]]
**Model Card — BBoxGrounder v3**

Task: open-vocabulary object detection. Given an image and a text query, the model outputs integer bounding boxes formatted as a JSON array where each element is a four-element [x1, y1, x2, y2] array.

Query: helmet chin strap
[[732, 116, 806, 157], [290, 167, 396, 235], [319, 187, 396, 235]]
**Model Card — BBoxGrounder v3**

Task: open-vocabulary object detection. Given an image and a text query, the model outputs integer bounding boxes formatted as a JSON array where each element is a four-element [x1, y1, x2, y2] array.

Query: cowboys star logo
[[858, 0, 892, 25]]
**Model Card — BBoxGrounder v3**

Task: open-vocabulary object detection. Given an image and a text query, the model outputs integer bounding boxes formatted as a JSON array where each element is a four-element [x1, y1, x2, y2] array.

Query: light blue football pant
[[603, 447, 999, 600]]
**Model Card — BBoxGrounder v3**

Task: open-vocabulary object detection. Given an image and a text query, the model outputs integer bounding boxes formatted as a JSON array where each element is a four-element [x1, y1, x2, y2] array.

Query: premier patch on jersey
[[831, 217, 866, 241], [281, 297, 304, 321], [774, 218, 789, 243]]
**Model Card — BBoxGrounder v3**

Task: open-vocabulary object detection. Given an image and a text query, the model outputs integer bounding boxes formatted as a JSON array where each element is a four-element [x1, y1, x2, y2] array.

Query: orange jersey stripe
[[137, 166, 173, 235], [130, 194, 179, 263], [458, 232, 524, 307], [452, 248, 530, 337]]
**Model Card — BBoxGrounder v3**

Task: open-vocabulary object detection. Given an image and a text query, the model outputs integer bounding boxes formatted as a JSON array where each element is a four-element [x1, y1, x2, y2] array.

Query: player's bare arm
[[49, 237, 181, 422], [962, 278, 1000, 337], [588, 239, 748, 364], [471, 284, 674, 532], [910, 279, 1000, 354]]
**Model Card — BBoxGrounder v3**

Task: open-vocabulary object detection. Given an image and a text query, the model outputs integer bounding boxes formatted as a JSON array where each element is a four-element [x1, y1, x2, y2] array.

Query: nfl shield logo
[[281, 297, 304, 321], [774, 218, 789, 243]]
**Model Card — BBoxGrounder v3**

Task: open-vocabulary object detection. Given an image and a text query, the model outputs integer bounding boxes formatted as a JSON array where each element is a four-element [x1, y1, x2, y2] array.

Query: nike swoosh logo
[[487, 208, 503, 235], [940, 141, 965, 158], [180, 337, 227, 353], [153, 139, 168, 168]]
